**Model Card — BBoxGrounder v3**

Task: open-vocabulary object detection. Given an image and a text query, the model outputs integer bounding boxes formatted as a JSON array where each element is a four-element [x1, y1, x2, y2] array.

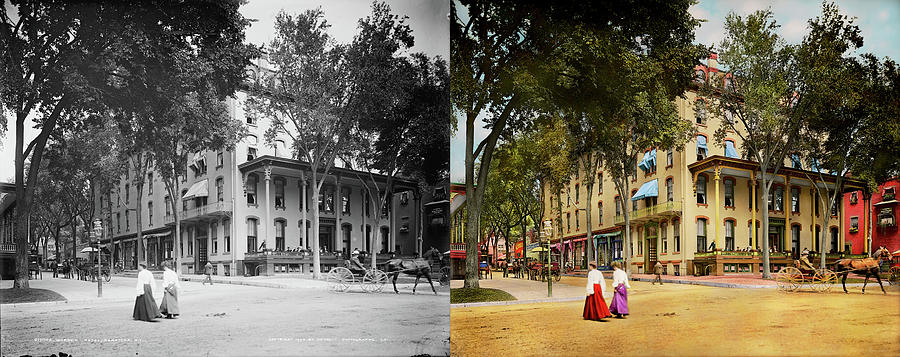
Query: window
[[598, 173, 603, 194], [274, 178, 285, 209], [695, 69, 705, 82], [217, 152, 224, 168], [567, 188, 571, 207], [830, 227, 838, 253], [695, 100, 707, 125], [697, 218, 707, 252], [247, 147, 257, 161], [125, 184, 130, 204], [850, 216, 859, 232], [791, 187, 800, 212], [223, 219, 231, 252], [575, 184, 580, 203], [725, 220, 734, 251], [791, 154, 802, 169], [181, 189, 188, 211], [674, 219, 681, 252], [365, 192, 371, 217], [216, 178, 224, 202], [319, 185, 335, 213], [341, 187, 351, 214], [724, 179, 734, 207], [615, 196, 621, 216], [148, 201, 153, 226], [631, 190, 638, 212], [632, 160, 638, 181], [275, 219, 286, 251], [815, 226, 821, 252], [164, 195, 171, 216], [275, 140, 285, 157], [598, 202, 603, 225], [666, 178, 674, 202], [815, 193, 820, 215], [246, 174, 258, 205], [697, 135, 708, 161], [126, 211, 131, 231], [117, 212, 121, 233], [696, 175, 707, 204], [575, 211, 580, 230], [661, 222, 668, 253], [830, 196, 839, 216], [724, 140, 738, 158], [850, 192, 858, 204], [147, 173, 153, 195], [878, 207, 895, 227], [247, 114, 257, 125], [211, 222, 218, 255], [884, 187, 896, 201], [791, 225, 800, 255], [667, 149, 673, 167], [566, 213, 571, 232], [247, 218, 258, 253], [775, 186, 784, 211]]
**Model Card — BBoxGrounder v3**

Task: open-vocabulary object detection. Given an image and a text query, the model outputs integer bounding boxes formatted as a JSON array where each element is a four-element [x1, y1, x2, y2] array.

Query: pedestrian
[[159, 261, 181, 319], [133, 263, 161, 322], [583, 262, 611, 321], [52, 260, 58, 278], [608, 262, 630, 318], [652, 261, 663, 285], [203, 262, 213, 285]]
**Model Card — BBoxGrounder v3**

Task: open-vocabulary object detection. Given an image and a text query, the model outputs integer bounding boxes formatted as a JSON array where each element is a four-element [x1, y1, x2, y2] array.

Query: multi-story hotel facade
[[95, 90, 438, 276], [543, 55, 867, 276]]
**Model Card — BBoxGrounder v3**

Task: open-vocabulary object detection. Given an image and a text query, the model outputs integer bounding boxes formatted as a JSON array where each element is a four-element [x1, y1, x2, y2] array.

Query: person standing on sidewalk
[[133, 263, 160, 322], [608, 262, 630, 318], [202, 262, 213, 285], [583, 262, 611, 321], [159, 261, 181, 319], [652, 261, 663, 285]]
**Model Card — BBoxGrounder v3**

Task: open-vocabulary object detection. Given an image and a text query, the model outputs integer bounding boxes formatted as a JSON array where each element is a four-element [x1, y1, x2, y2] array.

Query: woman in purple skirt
[[608, 262, 630, 318]]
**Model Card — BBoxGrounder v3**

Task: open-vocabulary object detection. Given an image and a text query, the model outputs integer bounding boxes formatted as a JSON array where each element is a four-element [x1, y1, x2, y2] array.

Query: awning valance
[[631, 179, 659, 201], [182, 179, 209, 200], [725, 141, 739, 158]]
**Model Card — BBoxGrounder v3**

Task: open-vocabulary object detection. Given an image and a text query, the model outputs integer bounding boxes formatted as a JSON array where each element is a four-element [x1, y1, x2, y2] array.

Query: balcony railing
[[1, 243, 15, 253], [163, 201, 232, 224], [450, 243, 465, 251], [614, 201, 682, 225]]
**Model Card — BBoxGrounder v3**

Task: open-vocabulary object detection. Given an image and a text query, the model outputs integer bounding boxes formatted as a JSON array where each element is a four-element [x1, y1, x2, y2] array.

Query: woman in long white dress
[[159, 261, 181, 318], [133, 263, 160, 322]]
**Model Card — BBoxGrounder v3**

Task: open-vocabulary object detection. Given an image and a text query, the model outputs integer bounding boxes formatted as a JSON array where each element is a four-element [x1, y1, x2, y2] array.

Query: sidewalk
[[451, 277, 610, 308]]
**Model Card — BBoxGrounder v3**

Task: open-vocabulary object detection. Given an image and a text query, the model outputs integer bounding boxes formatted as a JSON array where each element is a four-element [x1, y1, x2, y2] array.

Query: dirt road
[[451, 279, 899, 356]]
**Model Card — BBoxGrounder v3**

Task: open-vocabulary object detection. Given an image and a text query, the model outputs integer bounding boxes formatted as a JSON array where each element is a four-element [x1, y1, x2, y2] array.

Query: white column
[[301, 172, 308, 249], [336, 176, 342, 254], [264, 166, 271, 250]]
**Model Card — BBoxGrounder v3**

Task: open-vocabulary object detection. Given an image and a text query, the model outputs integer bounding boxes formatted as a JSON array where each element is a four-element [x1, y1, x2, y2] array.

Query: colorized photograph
[[450, 0, 900, 355], [1, 0, 450, 356]]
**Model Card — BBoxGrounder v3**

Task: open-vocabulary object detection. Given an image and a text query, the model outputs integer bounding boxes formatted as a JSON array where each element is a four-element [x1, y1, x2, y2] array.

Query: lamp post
[[92, 219, 103, 298], [542, 220, 553, 297]]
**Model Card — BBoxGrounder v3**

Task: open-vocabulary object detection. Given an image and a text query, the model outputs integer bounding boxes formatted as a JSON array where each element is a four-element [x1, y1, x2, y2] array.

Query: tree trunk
[[760, 179, 772, 279], [311, 173, 322, 279]]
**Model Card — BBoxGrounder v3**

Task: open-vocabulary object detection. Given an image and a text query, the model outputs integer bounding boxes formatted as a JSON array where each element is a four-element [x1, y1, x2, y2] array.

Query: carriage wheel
[[889, 266, 900, 285], [811, 269, 837, 293], [103, 271, 111, 282], [775, 266, 802, 292], [362, 270, 388, 293], [327, 267, 353, 292], [440, 266, 450, 286]]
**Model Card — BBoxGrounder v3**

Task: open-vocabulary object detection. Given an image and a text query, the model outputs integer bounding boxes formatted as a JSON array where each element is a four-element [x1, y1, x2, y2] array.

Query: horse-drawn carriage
[[327, 251, 439, 295], [775, 260, 837, 292], [74, 247, 112, 282], [886, 249, 900, 285]]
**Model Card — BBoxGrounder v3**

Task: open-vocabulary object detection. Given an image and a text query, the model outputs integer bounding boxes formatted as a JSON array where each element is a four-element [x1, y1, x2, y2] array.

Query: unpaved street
[[451, 279, 900, 356], [2, 279, 449, 356]]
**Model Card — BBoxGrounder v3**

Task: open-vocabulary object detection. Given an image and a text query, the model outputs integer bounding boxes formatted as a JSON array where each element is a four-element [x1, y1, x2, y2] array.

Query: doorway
[[197, 238, 208, 270], [342, 224, 352, 258], [320, 224, 334, 252], [645, 236, 658, 268], [380, 226, 389, 253]]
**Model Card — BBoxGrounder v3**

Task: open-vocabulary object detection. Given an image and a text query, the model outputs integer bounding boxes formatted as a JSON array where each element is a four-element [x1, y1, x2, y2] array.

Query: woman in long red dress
[[583, 262, 611, 320]]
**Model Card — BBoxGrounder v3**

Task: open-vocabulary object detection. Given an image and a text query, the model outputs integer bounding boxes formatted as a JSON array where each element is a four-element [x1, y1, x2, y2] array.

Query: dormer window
[[884, 187, 896, 201]]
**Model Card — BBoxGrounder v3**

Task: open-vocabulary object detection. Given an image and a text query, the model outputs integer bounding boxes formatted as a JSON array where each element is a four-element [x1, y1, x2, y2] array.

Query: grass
[[450, 288, 517, 304], [0, 287, 67, 304]]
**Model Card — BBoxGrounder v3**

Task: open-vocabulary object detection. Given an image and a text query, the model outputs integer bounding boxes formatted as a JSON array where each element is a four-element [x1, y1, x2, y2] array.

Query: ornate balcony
[[614, 200, 682, 225], [163, 201, 232, 225], [1, 242, 15, 253]]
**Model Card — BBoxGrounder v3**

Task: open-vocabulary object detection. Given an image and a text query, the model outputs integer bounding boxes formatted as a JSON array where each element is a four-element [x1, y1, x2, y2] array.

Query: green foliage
[[450, 287, 516, 304]]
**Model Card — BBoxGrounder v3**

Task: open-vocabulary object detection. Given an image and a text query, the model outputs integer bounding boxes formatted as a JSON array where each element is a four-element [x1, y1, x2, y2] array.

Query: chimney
[[708, 52, 718, 71]]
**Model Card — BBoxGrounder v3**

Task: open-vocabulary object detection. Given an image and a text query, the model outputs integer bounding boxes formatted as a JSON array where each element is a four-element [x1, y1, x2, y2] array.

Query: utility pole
[[93, 219, 103, 297]]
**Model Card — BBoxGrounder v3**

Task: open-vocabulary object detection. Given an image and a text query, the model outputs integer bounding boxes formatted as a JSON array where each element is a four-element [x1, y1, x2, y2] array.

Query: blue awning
[[631, 179, 659, 201], [725, 141, 739, 158], [697, 135, 707, 151], [638, 151, 650, 171], [648, 149, 657, 167]]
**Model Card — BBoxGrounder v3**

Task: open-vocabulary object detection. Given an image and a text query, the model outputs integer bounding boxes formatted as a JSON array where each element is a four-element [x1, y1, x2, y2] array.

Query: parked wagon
[[326, 260, 389, 293], [889, 249, 900, 285], [775, 260, 837, 292]]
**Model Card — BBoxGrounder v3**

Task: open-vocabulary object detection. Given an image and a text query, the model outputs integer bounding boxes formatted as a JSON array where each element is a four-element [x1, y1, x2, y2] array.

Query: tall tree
[[245, 9, 351, 278], [702, 9, 805, 278]]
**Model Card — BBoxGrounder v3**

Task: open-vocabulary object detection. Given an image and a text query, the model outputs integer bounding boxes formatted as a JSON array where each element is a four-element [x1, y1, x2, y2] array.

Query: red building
[[844, 177, 900, 254]]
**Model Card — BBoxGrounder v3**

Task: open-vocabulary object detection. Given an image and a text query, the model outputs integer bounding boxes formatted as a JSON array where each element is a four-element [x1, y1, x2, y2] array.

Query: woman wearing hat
[[133, 263, 161, 322]]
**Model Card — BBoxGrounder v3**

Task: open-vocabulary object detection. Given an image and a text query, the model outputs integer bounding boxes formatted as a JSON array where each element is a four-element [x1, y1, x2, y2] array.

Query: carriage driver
[[350, 249, 365, 271], [799, 248, 815, 270]]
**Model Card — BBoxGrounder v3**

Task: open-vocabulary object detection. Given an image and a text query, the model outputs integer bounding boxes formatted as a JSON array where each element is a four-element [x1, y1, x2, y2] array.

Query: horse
[[833, 247, 890, 294], [383, 258, 437, 295]]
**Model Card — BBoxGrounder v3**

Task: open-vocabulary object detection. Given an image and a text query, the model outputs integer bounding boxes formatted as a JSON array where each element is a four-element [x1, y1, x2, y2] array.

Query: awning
[[725, 141, 739, 158], [697, 135, 707, 151], [631, 179, 659, 201], [450, 194, 466, 215], [638, 151, 650, 171], [593, 231, 622, 239], [182, 179, 209, 200]]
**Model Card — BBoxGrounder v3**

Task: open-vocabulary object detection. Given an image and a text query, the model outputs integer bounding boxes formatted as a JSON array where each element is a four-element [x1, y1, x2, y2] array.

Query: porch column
[[264, 166, 271, 250], [714, 165, 721, 250], [751, 171, 757, 249], [785, 175, 790, 253], [335, 176, 342, 253], [301, 172, 308, 249]]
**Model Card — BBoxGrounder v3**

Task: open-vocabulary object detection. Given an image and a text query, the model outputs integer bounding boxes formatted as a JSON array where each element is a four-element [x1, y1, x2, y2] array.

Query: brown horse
[[384, 258, 436, 295], [833, 247, 890, 294]]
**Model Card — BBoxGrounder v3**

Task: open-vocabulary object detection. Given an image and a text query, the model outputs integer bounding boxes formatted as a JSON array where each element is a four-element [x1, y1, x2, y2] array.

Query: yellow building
[[542, 57, 867, 276]]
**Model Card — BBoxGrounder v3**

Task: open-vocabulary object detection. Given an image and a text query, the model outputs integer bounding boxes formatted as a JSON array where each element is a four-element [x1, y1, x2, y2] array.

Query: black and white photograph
[[0, 0, 450, 356]]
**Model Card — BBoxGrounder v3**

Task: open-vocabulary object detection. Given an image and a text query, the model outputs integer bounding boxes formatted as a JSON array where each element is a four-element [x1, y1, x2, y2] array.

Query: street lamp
[[542, 220, 553, 298], [92, 219, 103, 298]]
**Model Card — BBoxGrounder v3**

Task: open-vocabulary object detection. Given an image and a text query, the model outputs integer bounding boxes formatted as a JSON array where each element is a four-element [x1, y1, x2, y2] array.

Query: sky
[[0, 0, 450, 182], [448, 0, 900, 184]]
